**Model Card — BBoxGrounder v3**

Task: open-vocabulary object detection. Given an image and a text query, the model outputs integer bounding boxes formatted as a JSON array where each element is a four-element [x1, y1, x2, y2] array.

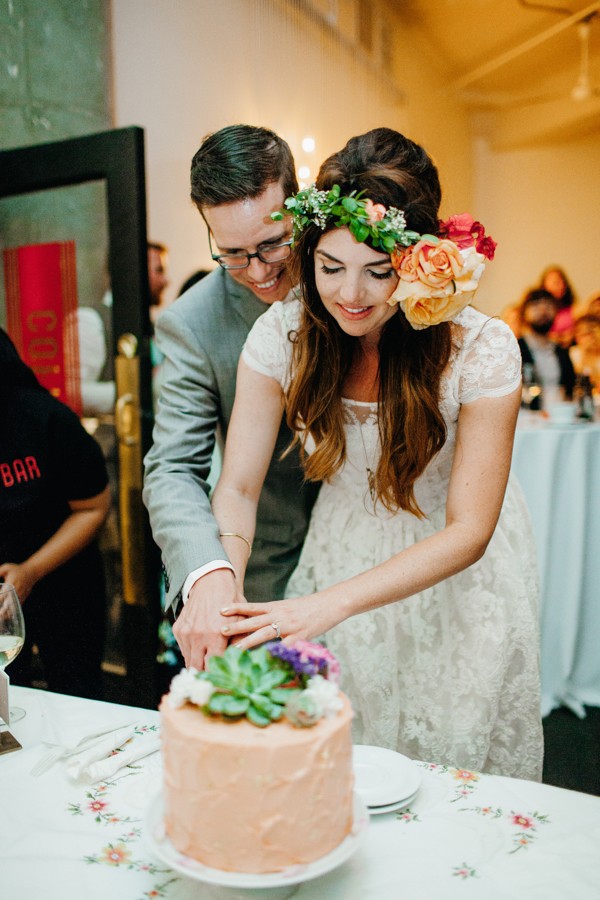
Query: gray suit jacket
[[143, 268, 318, 609]]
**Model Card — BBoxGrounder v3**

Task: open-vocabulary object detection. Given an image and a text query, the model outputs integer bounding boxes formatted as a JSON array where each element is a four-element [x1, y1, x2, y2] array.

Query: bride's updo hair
[[286, 128, 453, 517]]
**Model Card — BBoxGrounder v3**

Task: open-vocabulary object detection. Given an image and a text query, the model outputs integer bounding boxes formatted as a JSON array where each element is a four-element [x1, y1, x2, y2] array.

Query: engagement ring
[[270, 622, 281, 639]]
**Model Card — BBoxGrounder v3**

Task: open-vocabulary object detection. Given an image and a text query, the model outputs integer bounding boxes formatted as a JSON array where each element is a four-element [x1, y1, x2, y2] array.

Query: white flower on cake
[[168, 667, 215, 709], [303, 674, 343, 718]]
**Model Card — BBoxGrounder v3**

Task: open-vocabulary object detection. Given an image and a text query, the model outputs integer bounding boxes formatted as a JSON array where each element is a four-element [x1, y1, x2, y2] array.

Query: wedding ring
[[270, 622, 281, 639]]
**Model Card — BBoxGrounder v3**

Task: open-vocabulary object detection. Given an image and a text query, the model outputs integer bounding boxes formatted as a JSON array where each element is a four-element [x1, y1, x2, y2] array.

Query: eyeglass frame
[[207, 229, 293, 270]]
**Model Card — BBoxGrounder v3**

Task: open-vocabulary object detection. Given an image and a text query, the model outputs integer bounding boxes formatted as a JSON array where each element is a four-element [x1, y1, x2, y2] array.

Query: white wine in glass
[[0, 584, 26, 725]]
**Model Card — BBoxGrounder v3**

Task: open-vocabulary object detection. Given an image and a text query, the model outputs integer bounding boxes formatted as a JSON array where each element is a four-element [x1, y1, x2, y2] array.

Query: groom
[[143, 125, 317, 670]]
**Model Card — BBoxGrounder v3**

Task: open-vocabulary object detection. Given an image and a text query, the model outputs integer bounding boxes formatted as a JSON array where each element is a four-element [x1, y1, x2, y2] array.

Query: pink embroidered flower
[[88, 800, 108, 813], [512, 814, 535, 829], [364, 199, 386, 224], [100, 843, 132, 866]]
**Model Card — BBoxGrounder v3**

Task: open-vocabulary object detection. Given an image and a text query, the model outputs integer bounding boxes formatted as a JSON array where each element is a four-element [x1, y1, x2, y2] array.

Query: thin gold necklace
[[356, 415, 377, 505]]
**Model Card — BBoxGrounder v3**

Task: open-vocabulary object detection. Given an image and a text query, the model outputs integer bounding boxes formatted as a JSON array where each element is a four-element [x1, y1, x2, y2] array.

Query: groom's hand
[[173, 568, 246, 670]]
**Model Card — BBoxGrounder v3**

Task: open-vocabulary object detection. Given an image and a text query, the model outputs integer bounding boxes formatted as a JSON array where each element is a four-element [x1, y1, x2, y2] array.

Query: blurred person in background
[[517, 288, 575, 404], [570, 312, 600, 393], [539, 265, 577, 349]]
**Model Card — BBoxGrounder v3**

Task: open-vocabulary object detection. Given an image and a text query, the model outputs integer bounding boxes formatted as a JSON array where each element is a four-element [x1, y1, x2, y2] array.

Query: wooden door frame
[[0, 127, 161, 707]]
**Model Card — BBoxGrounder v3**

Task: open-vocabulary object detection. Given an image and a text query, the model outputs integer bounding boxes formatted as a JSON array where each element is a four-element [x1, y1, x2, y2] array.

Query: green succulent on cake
[[167, 642, 342, 728]]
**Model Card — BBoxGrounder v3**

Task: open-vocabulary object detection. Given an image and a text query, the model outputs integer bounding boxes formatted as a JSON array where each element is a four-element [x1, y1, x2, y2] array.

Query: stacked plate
[[353, 744, 421, 815]]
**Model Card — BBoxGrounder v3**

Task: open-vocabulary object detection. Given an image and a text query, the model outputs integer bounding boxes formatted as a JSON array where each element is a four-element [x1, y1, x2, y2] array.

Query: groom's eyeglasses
[[208, 231, 293, 270]]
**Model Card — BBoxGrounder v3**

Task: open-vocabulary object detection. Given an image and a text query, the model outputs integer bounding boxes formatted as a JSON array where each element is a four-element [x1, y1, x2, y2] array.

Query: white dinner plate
[[143, 790, 369, 890], [353, 744, 421, 807], [367, 789, 419, 816]]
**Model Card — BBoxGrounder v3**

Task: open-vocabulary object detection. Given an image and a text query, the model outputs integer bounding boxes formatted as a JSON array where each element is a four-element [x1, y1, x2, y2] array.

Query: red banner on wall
[[3, 241, 82, 415]]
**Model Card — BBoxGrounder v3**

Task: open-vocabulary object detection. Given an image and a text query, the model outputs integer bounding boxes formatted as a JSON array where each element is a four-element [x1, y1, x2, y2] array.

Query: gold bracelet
[[219, 532, 252, 556]]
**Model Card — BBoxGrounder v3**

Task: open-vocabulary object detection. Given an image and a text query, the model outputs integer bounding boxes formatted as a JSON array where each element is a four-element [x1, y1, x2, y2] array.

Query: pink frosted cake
[[159, 641, 354, 874]]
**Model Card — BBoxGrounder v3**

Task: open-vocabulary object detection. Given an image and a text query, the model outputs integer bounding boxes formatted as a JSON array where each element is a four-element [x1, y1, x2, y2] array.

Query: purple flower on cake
[[168, 667, 215, 709], [266, 640, 341, 684]]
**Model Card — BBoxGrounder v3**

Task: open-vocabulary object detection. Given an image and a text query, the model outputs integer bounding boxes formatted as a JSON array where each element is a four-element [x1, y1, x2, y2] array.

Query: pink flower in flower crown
[[438, 214, 497, 260], [364, 199, 386, 224]]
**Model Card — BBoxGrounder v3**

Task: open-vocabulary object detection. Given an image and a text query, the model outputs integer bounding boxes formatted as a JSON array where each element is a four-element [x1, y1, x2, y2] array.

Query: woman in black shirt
[[0, 329, 110, 699]]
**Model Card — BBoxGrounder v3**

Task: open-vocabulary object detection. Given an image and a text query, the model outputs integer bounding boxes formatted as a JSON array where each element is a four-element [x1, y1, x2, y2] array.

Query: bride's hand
[[220, 595, 340, 649]]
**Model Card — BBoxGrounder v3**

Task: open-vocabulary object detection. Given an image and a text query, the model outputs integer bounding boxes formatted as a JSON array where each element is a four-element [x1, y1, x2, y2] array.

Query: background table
[[512, 419, 600, 718], [2, 686, 600, 899]]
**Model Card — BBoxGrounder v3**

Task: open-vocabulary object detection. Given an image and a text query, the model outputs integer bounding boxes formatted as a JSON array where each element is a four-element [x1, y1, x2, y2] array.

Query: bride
[[212, 127, 543, 781]]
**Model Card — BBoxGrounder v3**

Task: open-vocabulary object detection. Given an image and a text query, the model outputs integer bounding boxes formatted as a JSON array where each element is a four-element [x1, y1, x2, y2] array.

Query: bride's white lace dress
[[243, 299, 544, 781]]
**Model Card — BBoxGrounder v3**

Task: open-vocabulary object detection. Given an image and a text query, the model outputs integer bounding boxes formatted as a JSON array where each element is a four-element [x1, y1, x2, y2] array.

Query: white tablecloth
[[2, 686, 600, 899], [512, 419, 600, 717]]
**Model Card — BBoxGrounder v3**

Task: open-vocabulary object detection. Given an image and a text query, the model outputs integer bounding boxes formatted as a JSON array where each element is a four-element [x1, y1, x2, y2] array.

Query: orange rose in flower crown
[[388, 214, 497, 331]]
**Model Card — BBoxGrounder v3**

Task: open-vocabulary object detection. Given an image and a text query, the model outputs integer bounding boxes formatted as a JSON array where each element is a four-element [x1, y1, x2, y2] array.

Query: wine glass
[[0, 584, 26, 725]]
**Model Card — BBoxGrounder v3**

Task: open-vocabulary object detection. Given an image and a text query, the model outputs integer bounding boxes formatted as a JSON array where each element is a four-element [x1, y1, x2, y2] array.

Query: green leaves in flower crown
[[203, 645, 301, 728], [271, 182, 421, 252]]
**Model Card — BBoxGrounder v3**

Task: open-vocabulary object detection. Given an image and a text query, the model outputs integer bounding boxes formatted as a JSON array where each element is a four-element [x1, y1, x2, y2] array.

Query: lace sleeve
[[458, 315, 522, 403], [241, 297, 300, 389]]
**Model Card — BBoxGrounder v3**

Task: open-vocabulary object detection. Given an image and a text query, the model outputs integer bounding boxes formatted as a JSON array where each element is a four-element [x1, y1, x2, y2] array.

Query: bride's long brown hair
[[285, 128, 453, 518]]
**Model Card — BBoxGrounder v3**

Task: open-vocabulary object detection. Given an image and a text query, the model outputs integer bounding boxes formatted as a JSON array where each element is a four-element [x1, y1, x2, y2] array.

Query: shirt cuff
[[182, 561, 235, 605]]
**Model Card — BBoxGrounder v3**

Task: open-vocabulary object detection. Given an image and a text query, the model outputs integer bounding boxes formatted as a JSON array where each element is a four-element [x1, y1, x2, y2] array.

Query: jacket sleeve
[[143, 302, 227, 609]]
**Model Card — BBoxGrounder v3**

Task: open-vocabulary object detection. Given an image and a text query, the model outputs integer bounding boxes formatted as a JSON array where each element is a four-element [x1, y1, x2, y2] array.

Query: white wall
[[474, 132, 600, 315], [111, 1, 599, 318], [110, 0, 472, 304]]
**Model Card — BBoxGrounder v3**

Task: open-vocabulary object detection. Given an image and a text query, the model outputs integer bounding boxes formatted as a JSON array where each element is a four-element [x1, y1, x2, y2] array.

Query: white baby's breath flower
[[168, 667, 200, 708], [188, 677, 214, 707], [303, 674, 343, 718]]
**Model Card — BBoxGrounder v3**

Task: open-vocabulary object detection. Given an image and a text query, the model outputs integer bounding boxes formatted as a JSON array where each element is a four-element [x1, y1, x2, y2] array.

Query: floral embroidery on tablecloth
[[508, 811, 550, 852], [457, 804, 550, 852], [418, 762, 481, 801], [395, 808, 420, 822], [452, 862, 478, 879], [84, 827, 169, 874], [68, 779, 138, 825], [67, 724, 180, 898]]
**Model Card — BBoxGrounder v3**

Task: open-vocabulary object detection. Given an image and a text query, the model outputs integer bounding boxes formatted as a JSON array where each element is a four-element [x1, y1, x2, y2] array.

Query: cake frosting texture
[[160, 693, 354, 873]]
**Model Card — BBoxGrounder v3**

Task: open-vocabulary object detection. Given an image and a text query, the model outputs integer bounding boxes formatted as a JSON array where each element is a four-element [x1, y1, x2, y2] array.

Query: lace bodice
[[242, 298, 522, 515]]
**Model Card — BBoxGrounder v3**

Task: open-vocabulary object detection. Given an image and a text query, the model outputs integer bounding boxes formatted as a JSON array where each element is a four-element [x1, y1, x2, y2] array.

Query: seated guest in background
[[570, 313, 600, 393], [583, 290, 600, 319], [148, 241, 171, 326], [0, 329, 110, 699], [518, 288, 576, 404], [539, 265, 577, 349]]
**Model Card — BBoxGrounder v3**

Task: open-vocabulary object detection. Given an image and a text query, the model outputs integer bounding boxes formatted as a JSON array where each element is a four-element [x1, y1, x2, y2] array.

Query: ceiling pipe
[[451, 0, 600, 90]]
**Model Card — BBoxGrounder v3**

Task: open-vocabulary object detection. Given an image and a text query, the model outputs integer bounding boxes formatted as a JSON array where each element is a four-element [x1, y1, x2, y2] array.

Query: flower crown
[[272, 185, 497, 330], [168, 640, 342, 728]]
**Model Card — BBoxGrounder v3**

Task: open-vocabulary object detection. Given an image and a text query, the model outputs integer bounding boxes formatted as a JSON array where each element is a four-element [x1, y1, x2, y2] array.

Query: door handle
[[115, 393, 139, 446], [115, 334, 146, 607]]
